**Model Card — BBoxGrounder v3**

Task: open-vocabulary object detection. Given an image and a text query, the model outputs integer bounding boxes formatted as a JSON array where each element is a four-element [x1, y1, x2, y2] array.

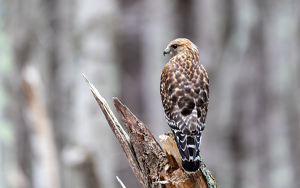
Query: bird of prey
[[160, 38, 209, 173]]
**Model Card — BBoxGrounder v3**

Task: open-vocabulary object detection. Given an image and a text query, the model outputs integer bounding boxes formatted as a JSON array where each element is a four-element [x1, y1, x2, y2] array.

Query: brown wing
[[160, 53, 209, 172], [160, 55, 209, 135]]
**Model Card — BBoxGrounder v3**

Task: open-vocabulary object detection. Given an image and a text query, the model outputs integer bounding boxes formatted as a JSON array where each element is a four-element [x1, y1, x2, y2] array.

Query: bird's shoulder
[[162, 52, 203, 82]]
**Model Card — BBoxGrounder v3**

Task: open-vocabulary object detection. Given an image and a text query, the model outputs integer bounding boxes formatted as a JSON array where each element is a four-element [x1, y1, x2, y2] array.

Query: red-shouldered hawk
[[160, 38, 209, 173]]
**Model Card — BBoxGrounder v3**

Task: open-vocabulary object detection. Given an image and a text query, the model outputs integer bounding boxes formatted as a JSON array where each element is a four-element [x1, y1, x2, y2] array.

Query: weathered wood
[[83, 74, 218, 188], [160, 134, 217, 188], [83, 74, 144, 186]]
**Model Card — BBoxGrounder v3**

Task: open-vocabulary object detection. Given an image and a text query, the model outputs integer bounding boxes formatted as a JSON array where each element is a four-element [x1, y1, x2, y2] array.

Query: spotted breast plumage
[[160, 38, 209, 173]]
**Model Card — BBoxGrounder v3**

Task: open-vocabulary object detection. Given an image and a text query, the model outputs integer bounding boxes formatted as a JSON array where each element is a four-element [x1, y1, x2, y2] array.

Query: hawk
[[160, 38, 209, 173]]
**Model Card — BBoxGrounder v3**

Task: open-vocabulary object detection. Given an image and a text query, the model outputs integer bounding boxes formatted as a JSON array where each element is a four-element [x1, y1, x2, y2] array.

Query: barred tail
[[173, 130, 201, 173]]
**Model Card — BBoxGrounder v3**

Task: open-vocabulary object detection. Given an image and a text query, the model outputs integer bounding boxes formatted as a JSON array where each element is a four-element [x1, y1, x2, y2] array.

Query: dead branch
[[83, 74, 217, 188], [116, 176, 127, 188]]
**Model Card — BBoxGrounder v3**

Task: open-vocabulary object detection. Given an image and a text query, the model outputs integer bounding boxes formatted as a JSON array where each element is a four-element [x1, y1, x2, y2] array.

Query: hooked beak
[[163, 48, 170, 56]]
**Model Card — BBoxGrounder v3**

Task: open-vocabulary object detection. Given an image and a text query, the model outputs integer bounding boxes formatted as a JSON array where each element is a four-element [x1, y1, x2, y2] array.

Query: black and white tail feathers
[[173, 129, 201, 172]]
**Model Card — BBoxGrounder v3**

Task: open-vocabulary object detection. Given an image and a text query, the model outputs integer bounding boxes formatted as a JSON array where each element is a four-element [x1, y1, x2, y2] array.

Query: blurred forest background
[[0, 0, 300, 188]]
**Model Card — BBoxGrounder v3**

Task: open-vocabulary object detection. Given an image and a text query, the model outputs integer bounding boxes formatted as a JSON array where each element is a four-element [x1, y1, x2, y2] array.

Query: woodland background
[[0, 0, 300, 188]]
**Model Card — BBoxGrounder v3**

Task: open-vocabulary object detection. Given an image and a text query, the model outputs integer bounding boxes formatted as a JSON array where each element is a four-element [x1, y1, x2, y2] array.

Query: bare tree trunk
[[21, 66, 60, 188], [67, 0, 120, 187], [139, 0, 174, 139]]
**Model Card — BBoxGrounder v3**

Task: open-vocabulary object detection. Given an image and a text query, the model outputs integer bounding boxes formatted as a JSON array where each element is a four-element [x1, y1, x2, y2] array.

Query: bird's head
[[163, 38, 199, 58]]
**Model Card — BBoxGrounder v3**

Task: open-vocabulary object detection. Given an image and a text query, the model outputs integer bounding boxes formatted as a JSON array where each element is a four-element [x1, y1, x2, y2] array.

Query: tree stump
[[83, 74, 217, 188]]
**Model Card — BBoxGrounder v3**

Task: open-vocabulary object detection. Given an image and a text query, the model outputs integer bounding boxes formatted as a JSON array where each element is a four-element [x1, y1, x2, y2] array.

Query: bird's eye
[[172, 44, 178, 49]]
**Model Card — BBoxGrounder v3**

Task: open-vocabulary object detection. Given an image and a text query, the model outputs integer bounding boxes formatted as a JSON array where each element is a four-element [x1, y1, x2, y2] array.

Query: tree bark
[[83, 74, 217, 188]]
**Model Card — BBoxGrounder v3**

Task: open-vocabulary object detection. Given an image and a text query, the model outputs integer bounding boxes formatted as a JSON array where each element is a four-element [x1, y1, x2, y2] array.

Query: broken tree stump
[[83, 74, 217, 188]]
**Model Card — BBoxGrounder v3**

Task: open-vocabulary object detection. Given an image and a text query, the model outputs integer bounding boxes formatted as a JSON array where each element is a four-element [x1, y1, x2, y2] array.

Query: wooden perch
[[83, 74, 217, 188]]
